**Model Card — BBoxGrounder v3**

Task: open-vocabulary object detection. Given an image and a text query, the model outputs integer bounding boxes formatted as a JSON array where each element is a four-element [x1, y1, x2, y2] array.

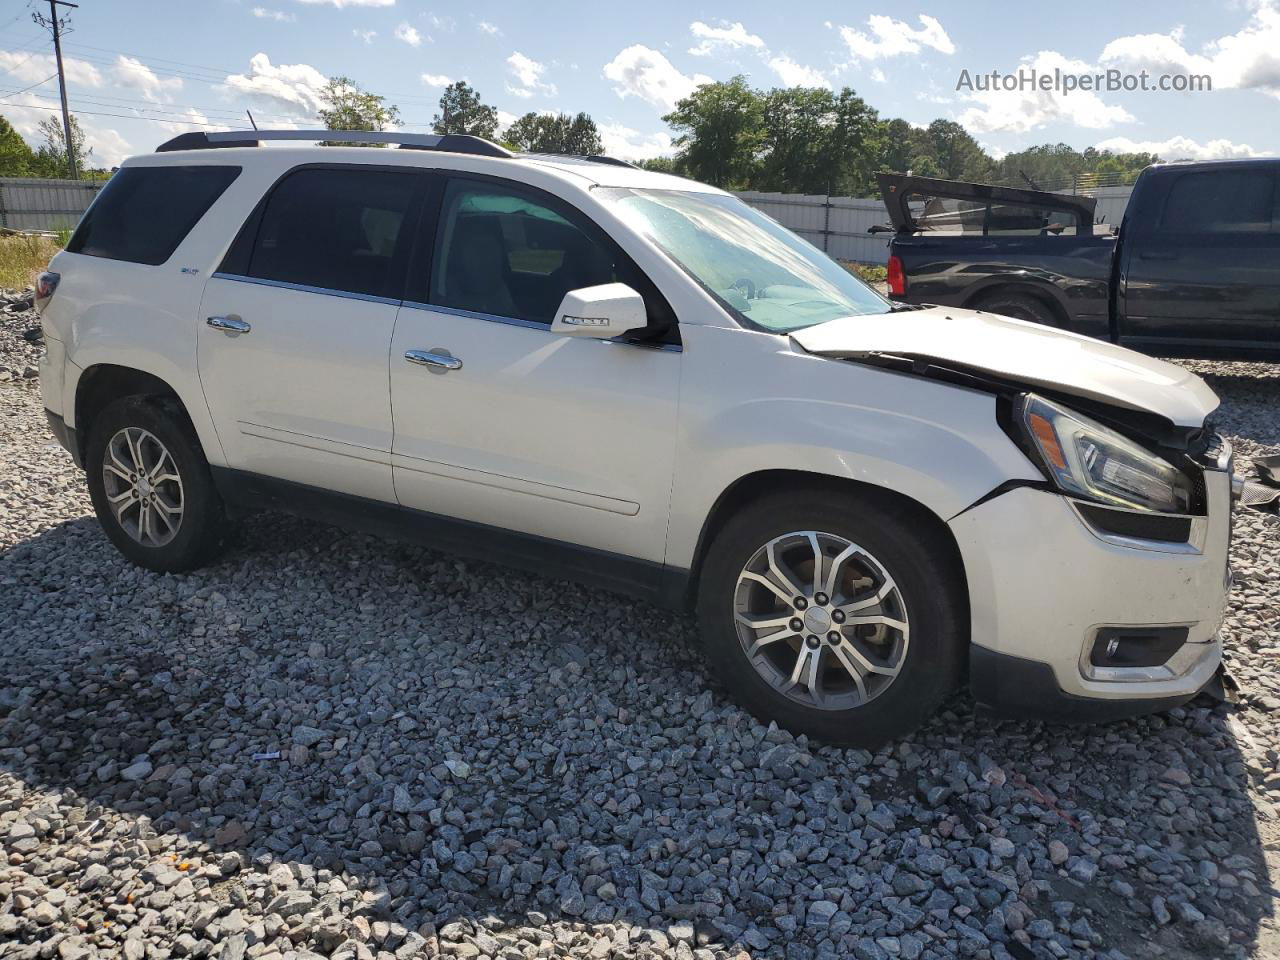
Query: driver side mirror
[[550, 283, 647, 339]]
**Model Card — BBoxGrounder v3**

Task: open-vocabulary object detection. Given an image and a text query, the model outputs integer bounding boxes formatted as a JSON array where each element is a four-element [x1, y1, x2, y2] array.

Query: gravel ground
[[1, 290, 1278, 960]]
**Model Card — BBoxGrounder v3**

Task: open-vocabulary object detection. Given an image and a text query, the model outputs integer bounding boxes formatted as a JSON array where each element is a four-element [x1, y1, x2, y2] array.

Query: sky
[[1, 0, 1278, 168]]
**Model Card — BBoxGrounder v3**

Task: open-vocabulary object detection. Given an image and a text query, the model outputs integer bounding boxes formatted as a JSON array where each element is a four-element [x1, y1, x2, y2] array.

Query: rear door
[[198, 165, 424, 502], [1119, 165, 1280, 354], [387, 174, 681, 565]]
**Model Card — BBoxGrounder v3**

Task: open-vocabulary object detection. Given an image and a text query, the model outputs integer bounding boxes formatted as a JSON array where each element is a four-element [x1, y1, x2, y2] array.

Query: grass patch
[[843, 261, 887, 285], [0, 234, 63, 291]]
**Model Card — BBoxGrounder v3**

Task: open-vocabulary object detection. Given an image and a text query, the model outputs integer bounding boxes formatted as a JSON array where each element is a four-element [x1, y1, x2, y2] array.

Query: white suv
[[37, 130, 1234, 746]]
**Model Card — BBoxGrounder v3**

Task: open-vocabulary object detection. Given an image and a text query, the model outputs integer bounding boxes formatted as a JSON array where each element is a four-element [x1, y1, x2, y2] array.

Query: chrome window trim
[[399, 300, 683, 352], [210, 272, 403, 307]]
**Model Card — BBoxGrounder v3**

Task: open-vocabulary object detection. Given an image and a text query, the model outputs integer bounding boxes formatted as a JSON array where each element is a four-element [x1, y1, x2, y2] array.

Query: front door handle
[[207, 314, 251, 334], [405, 349, 462, 372], [1138, 251, 1179, 261]]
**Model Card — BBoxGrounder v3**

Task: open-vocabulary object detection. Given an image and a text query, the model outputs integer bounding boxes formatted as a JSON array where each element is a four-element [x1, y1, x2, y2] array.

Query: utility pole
[[34, 0, 80, 180]]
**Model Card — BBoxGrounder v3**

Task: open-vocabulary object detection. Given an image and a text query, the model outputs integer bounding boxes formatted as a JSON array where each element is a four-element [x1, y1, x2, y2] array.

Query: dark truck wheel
[[696, 490, 965, 748], [85, 397, 227, 573], [972, 290, 1058, 328]]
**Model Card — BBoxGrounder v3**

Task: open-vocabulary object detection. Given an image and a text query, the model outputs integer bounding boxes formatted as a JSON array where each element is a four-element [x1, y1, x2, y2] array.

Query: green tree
[[0, 115, 36, 177], [925, 119, 994, 182], [663, 76, 760, 189], [754, 86, 882, 196], [504, 112, 603, 155], [32, 115, 91, 178], [317, 76, 400, 144], [432, 81, 499, 140], [878, 117, 941, 176], [637, 156, 679, 175]]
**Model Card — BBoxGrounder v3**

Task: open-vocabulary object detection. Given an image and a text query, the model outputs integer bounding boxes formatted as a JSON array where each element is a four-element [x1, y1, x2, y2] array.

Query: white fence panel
[[0, 177, 104, 232]]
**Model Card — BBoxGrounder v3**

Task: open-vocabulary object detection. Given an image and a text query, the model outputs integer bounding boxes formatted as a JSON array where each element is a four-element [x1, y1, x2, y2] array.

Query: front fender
[[665, 327, 1041, 570]]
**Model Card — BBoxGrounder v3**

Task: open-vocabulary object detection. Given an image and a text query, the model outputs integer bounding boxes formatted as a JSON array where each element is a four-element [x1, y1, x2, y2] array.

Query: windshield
[[599, 187, 891, 334]]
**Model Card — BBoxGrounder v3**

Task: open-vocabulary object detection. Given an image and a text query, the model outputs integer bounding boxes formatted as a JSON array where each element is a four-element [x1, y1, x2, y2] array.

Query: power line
[[9, 99, 253, 129], [0, 72, 57, 100]]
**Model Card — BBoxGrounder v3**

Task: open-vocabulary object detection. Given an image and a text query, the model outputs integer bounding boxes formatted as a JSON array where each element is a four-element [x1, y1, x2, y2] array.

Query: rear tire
[[972, 290, 1058, 328], [85, 397, 226, 573], [696, 490, 966, 748]]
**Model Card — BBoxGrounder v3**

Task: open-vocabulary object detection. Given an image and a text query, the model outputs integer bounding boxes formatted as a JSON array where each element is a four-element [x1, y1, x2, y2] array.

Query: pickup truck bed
[[880, 161, 1280, 362]]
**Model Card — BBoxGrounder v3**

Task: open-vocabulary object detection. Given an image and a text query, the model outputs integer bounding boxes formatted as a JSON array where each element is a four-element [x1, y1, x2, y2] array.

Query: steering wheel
[[729, 277, 756, 300]]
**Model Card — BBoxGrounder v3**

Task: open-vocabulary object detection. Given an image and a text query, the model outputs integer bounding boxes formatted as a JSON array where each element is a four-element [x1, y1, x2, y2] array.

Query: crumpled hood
[[792, 305, 1219, 428]]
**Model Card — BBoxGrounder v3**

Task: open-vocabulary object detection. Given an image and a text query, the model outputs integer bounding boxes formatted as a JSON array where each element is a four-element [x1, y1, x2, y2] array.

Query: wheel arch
[[679, 469, 970, 625], [964, 280, 1070, 327], [71, 364, 217, 467]]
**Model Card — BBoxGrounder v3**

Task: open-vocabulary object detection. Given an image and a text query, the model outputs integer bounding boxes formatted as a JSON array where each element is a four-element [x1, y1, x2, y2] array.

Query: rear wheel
[[972, 290, 1058, 328], [85, 397, 227, 572], [697, 491, 965, 747]]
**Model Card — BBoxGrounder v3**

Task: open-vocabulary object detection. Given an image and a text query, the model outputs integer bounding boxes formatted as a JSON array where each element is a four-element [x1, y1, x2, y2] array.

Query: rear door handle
[[405, 349, 462, 371], [1138, 251, 1179, 261], [207, 314, 251, 334]]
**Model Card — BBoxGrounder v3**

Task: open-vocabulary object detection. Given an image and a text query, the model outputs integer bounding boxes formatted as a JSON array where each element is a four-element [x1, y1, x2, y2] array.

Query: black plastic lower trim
[[210, 467, 693, 610], [969, 644, 1199, 724], [45, 408, 81, 468]]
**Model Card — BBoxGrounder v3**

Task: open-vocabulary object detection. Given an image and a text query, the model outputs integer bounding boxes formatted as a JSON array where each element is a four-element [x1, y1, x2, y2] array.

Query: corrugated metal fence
[[0, 177, 105, 232], [737, 185, 1134, 264], [0, 175, 1135, 261]]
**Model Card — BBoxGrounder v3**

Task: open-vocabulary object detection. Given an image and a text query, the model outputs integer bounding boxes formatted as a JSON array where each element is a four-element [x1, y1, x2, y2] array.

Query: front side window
[[246, 167, 420, 298], [430, 179, 658, 326], [1160, 170, 1275, 234], [68, 165, 240, 265], [600, 188, 890, 334]]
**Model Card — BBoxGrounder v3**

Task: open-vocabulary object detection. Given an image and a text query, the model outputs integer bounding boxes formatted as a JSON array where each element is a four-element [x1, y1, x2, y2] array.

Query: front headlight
[[1016, 394, 1193, 514]]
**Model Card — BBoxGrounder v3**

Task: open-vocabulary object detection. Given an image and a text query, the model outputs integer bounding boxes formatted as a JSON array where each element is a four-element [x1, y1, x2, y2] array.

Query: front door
[[198, 165, 423, 502], [388, 175, 681, 563]]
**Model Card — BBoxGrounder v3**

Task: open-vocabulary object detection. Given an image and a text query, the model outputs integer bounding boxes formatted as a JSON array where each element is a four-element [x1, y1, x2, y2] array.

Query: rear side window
[[67, 165, 240, 265], [1161, 170, 1275, 233], [245, 167, 420, 299]]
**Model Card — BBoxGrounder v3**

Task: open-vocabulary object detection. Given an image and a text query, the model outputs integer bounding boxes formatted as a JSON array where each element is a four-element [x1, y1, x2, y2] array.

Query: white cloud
[[688, 20, 765, 57], [353, 28, 376, 43], [251, 7, 296, 21], [602, 45, 710, 111], [1099, 4, 1280, 99], [0, 49, 102, 87], [840, 14, 955, 61], [768, 55, 829, 89], [2, 91, 133, 166], [1093, 135, 1261, 161], [421, 73, 450, 87], [296, 0, 393, 7], [870, 67, 887, 84], [477, 20, 500, 36], [506, 51, 555, 98], [428, 14, 455, 32], [597, 122, 674, 161], [394, 22, 423, 46], [222, 53, 328, 117], [956, 51, 1134, 133], [112, 55, 183, 103]]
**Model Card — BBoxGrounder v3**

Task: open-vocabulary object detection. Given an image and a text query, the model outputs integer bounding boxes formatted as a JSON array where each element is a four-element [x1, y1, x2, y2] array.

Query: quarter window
[[67, 165, 240, 265], [429, 179, 667, 329], [246, 168, 420, 298]]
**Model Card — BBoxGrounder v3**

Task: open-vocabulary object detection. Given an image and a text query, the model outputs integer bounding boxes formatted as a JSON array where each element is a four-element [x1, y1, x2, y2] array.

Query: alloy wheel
[[101, 426, 185, 548], [733, 530, 909, 711]]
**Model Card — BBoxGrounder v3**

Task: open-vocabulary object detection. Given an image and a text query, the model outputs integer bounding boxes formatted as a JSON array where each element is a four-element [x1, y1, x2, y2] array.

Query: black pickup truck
[[879, 158, 1280, 361]]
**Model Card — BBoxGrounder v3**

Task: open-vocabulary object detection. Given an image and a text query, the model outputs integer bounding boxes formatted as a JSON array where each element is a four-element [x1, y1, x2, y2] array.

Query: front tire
[[697, 490, 966, 747], [85, 397, 226, 573]]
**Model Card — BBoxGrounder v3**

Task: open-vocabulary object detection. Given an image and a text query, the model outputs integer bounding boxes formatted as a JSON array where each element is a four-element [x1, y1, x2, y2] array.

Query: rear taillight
[[34, 271, 60, 314], [886, 255, 905, 297]]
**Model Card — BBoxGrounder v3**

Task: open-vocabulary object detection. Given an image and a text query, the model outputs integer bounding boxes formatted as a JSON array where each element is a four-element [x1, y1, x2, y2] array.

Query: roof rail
[[156, 129, 513, 158]]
